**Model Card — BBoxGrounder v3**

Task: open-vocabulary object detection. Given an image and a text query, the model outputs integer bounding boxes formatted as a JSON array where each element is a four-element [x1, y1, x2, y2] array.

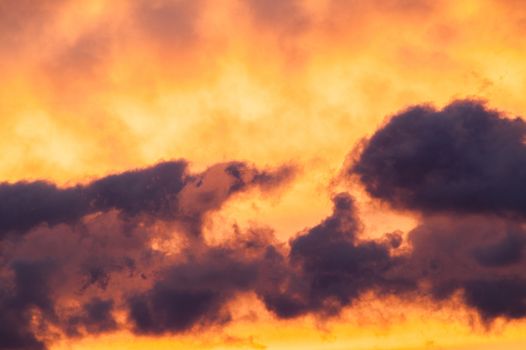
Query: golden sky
[[3, 1, 526, 349]]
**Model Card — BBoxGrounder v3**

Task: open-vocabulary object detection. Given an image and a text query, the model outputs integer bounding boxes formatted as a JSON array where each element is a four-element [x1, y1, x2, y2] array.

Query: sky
[[2, 0, 526, 349]]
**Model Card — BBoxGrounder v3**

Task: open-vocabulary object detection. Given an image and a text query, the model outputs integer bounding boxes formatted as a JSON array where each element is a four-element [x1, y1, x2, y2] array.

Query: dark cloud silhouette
[[401, 215, 526, 322], [0, 260, 55, 350], [225, 162, 295, 194], [0, 160, 188, 238], [0, 159, 294, 349], [87, 161, 188, 218], [127, 245, 264, 334], [261, 193, 413, 318], [353, 100, 526, 216], [350, 99, 526, 322], [418, 277, 526, 322], [0, 160, 294, 238], [0, 212, 164, 350], [6, 98, 526, 348], [5, 188, 526, 350], [0, 182, 88, 236], [462, 279, 526, 321], [407, 216, 526, 274], [473, 232, 525, 268], [65, 298, 117, 336]]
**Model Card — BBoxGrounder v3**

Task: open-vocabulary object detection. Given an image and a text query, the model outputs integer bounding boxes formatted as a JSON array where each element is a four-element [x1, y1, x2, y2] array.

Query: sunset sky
[[3, 1, 526, 349]]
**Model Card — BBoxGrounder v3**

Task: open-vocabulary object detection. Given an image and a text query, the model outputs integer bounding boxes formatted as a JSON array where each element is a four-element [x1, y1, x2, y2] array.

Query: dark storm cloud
[[0, 159, 294, 349], [87, 161, 188, 218], [401, 215, 526, 322], [8, 98, 526, 348], [0, 160, 187, 237], [0, 190, 411, 349], [407, 216, 526, 274], [353, 100, 526, 216], [473, 232, 525, 267], [5, 190, 526, 350], [462, 279, 526, 321], [349, 99, 526, 321], [0, 260, 55, 350], [0, 182, 87, 236], [0, 160, 294, 238], [422, 277, 526, 322], [127, 194, 399, 332], [0, 213, 162, 350], [225, 162, 295, 193], [127, 244, 265, 334], [260, 193, 413, 318], [65, 298, 117, 336]]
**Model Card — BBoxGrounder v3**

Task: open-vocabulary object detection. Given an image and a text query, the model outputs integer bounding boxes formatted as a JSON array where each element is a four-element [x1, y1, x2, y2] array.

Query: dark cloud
[[0, 212, 164, 350], [0, 260, 55, 350], [0, 182, 88, 237], [0, 160, 188, 238], [406, 216, 526, 275], [0, 160, 293, 238], [0, 159, 294, 349], [473, 232, 525, 267], [260, 193, 413, 318], [353, 100, 526, 216], [127, 245, 262, 334], [87, 161, 188, 218], [462, 279, 526, 321], [350, 99, 526, 322], [65, 298, 117, 336], [419, 277, 526, 322], [400, 215, 526, 322], [5, 187, 526, 350], [174, 162, 295, 235], [125, 229, 285, 335], [0, 211, 283, 344], [8, 96, 526, 348], [225, 162, 295, 194]]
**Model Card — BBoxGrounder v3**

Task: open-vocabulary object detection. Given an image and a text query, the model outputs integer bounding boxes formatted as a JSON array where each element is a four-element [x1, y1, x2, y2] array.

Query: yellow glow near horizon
[[51, 295, 526, 350]]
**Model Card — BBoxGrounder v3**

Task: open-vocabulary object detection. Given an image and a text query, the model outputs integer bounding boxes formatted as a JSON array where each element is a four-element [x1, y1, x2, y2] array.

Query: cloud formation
[[0, 159, 294, 349], [261, 193, 411, 318], [127, 243, 266, 334], [0, 160, 294, 238], [353, 100, 526, 216], [5, 99, 526, 350], [351, 99, 526, 323]]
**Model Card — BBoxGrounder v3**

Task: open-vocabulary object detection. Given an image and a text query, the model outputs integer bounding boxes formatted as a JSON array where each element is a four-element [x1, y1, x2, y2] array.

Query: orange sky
[[3, 0, 526, 349]]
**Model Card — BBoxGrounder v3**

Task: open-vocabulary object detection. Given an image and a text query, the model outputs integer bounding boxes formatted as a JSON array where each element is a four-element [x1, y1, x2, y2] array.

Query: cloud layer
[[5, 98, 526, 350], [352, 100, 526, 322], [0, 159, 294, 350]]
